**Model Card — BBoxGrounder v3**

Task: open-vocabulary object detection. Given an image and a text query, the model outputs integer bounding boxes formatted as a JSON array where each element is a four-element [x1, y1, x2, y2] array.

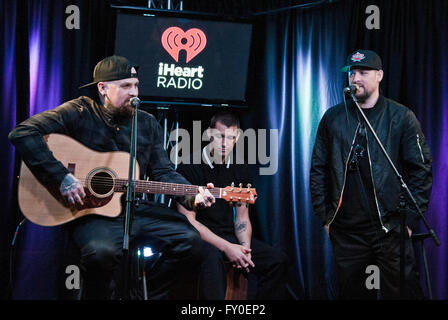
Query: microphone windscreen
[[130, 97, 140, 108]]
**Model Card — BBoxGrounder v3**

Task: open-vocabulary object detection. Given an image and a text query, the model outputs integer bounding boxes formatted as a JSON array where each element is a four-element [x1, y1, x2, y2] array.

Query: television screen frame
[[112, 6, 254, 108]]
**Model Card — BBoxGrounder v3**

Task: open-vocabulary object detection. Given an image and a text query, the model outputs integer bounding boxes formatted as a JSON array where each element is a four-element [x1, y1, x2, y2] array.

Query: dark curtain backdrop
[[1, 0, 447, 300], [0, 0, 117, 299], [245, 0, 448, 300]]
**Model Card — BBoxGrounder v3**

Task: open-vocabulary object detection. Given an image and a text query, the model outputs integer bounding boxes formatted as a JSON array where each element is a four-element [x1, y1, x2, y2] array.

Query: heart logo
[[161, 27, 207, 63]]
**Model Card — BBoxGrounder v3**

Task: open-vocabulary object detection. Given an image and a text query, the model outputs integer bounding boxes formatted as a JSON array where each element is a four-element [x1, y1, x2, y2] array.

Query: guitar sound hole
[[90, 172, 114, 196]]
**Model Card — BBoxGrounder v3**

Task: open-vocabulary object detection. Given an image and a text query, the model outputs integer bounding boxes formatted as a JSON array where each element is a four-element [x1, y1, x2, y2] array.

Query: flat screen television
[[114, 8, 253, 106]]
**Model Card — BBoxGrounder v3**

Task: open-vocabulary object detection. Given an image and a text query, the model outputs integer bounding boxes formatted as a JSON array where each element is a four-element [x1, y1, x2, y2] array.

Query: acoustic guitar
[[18, 134, 257, 226]]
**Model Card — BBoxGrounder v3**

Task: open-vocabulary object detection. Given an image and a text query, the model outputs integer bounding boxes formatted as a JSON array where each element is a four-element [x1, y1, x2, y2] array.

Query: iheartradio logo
[[161, 27, 207, 63]]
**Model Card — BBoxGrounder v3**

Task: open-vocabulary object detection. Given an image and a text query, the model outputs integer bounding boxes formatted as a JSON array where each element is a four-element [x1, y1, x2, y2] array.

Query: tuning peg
[[229, 201, 234, 207], [246, 183, 252, 193], [245, 203, 249, 208], [237, 202, 242, 207], [230, 182, 234, 191]]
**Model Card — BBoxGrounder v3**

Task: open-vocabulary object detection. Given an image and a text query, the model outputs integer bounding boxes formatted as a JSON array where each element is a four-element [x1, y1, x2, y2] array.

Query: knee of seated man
[[171, 227, 202, 257], [198, 241, 223, 263], [270, 248, 290, 269], [81, 240, 121, 270]]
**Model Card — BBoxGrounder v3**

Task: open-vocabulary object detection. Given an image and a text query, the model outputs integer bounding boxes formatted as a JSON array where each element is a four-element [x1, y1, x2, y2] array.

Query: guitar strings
[[74, 177, 253, 198], [75, 176, 253, 189], [75, 177, 222, 196]]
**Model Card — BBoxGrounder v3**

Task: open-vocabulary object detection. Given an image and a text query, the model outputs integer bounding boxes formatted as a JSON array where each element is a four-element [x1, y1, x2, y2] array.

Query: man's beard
[[106, 102, 133, 120], [355, 87, 371, 103], [116, 105, 133, 118]]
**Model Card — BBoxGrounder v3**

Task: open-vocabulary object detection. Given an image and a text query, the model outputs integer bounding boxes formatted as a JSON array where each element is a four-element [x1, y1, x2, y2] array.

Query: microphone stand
[[348, 90, 440, 299], [122, 98, 139, 300]]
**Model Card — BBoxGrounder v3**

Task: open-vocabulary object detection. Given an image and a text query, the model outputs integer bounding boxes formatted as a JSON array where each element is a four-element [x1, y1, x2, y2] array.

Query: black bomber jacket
[[310, 95, 433, 232]]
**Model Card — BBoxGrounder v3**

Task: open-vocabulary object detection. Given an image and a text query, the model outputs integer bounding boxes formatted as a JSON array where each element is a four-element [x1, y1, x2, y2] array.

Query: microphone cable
[[9, 218, 26, 297], [343, 86, 350, 128]]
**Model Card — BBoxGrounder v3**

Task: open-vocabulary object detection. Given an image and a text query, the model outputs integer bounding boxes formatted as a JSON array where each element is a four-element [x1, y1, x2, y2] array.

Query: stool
[[170, 266, 249, 300], [135, 246, 162, 300], [225, 268, 248, 300]]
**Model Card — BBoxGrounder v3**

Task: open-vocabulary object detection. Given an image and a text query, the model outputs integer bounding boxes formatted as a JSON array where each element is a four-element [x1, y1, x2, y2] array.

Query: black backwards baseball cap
[[79, 55, 139, 89], [340, 49, 382, 72]]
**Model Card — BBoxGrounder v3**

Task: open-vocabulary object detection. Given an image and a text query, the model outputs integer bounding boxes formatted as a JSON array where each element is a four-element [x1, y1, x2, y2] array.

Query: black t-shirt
[[332, 108, 382, 231], [177, 153, 252, 236]]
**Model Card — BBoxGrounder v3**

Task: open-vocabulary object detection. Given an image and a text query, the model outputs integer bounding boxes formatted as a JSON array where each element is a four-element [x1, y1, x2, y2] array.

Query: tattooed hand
[[59, 173, 86, 207]]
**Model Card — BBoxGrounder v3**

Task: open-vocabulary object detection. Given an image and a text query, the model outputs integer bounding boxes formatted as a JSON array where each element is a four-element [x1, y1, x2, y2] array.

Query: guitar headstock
[[221, 183, 257, 207]]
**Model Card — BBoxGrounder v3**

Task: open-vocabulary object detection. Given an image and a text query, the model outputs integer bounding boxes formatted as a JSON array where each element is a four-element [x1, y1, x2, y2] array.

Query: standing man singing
[[310, 50, 432, 299]]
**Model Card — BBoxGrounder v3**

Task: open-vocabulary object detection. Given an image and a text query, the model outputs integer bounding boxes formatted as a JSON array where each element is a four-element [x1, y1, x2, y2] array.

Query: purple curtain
[[1, 0, 447, 300], [0, 0, 114, 299]]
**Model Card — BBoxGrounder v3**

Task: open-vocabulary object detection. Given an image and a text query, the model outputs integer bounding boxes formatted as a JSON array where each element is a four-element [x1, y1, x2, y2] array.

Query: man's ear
[[235, 129, 241, 142], [97, 82, 107, 96], [377, 70, 384, 82], [206, 127, 213, 141]]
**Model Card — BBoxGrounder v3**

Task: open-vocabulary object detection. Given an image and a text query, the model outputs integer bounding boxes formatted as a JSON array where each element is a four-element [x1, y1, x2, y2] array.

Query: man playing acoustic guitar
[[9, 55, 216, 299]]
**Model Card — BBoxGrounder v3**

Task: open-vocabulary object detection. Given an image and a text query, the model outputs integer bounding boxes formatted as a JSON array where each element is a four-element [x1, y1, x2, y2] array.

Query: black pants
[[66, 203, 202, 300], [196, 234, 289, 300], [329, 226, 423, 300]]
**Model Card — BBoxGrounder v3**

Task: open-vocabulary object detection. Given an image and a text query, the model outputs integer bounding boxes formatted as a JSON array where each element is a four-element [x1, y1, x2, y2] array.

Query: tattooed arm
[[234, 206, 254, 271], [234, 206, 252, 250]]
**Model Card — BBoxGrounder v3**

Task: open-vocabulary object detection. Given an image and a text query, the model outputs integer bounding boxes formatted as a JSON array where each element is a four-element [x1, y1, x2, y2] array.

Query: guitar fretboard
[[114, 179, 222, 198]]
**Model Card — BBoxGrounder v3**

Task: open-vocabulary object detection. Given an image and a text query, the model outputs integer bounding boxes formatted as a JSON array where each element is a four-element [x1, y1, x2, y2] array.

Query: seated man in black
[[9, 55, 215, 299], [176, 112, 289, 299]]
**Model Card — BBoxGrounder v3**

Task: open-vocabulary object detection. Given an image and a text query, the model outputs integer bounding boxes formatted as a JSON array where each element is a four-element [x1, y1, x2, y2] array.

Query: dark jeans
[[197, 234, 289, 300], [66, 203, 202, 300], [329, 226, 424, 300]]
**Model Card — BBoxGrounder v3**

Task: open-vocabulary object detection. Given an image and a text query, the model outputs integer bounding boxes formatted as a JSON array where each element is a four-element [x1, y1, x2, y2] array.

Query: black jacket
[[310, 95, 432, 232]]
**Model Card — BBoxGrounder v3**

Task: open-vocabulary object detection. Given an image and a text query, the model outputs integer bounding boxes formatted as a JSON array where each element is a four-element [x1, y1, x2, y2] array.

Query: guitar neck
[[114, 179, 222, 198]]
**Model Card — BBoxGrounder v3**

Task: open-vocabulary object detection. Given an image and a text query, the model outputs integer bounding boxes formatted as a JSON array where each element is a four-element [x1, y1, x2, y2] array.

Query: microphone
[[130, 97, 141, 108], [343, 84, 359, 95]]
